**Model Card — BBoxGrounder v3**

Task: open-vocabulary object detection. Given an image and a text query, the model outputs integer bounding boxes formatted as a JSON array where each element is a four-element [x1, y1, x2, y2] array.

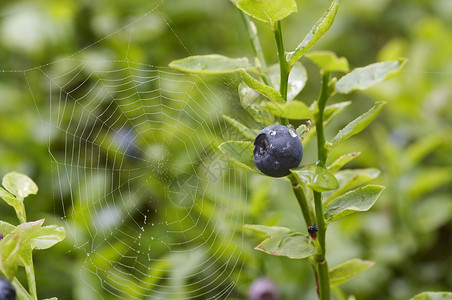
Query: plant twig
[[289, 174, 314, 227], [240, 11, 271, 86], [12, 278, 34, 300], [24, 260, 37, 300], [317, 259, 330, 300], [273, 21, 289, 101], [316, 72, 331, 165], [313, 71, 332, 300]]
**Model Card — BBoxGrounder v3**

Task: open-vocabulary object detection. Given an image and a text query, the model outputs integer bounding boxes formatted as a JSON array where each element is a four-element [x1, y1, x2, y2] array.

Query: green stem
[[24, 258, 37, 299], [273, 21, 289, 102], [317, 260, 330, 300], [273, 20, 289, 125], [289, 174, 314, 227], [12, 278, 34, 300], [316, 72, 331, 166], [15, 202, 27, 223], [314, 71, 332, 300], [240, 11, 271, 86]]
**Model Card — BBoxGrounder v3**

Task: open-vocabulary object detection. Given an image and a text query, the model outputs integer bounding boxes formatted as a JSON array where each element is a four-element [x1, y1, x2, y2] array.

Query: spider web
[[4, 2, 252, 299]]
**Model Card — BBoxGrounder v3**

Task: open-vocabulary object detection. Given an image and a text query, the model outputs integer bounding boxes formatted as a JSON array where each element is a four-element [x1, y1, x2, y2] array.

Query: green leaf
[[411, 292, 452, 300], [2, 172, 38, 199], [0, 233, 22, 280], [238, 82, 275, 125], [169, 54, 253, 74], [327, 152, 361, 173], [335, 59, 407, 94], [287, 0, 339, 66], [32, 225, 66, 250], [12, 278, 34, 300], [246, 224, 289, 236], [296, 123, 311, 140], [406, 132, 447, 166], [324, 185, 385, 223], [9, 219, 44, 281], [303, 101, 352, 145], [6, 219, 65, 266], [261, 100, 315, 120], [222, 115, 259, 140], [218, 141, 260, 174], [406, 167, 452, 199], [291, 164, 339, 192], [0, 187, 20, 208], [329, 259, 375, 287], [323, 101, 352, 124], [413, 195, 452, 233], [3, 219, 64, 299], [0, 221, 15, 234], [236, 0, 297, 27], [306, 50, 349, 73], [245, 224, 317, 259], [328, 101, 386, 151], [240, 69, 285, 104], [0, 189, 27, 223], [269, 62, 307, 101], [325, 168, 380, 203]]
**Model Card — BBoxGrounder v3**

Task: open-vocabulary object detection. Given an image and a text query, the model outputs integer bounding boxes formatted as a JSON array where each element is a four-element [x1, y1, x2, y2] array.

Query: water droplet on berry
[[288, 125, 297, 138], [273, 161, 280, 169]]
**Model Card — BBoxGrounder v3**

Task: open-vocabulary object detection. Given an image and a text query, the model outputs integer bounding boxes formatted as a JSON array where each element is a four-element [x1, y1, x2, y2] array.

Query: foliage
[[170, 0, 406, 299], [0, 172, 65, 300]]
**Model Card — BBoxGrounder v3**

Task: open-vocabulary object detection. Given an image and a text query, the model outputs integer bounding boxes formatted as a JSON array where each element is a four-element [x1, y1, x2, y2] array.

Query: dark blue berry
[[249, 277, 280, 300], [0, 277, 17, 300], [253, 124, 303, 177]]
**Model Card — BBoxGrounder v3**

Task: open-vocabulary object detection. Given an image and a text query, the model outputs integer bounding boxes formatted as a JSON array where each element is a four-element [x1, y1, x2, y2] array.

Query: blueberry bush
[[1, 0, 452, 299]]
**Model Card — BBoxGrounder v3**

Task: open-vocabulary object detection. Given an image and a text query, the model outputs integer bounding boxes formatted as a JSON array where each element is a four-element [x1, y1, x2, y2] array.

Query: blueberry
[[248, 277, 280, 300], [0, 277, 17, 300], [253, 124, 303, 177]]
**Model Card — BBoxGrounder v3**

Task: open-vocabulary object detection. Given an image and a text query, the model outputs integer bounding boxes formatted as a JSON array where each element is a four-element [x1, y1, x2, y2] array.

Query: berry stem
[[316, 72, 331, 166], [16, 203, 27, 223], [274, 21, 289, 102], [240, 11, 271, 86], [12, 278, 34, 300], [13, 194, 27, 223], [273, 20, 289, 126], [313, 71, 332, 300], [289, 174, 314, 227], [24, 259, 38, 300], [317, 259, 330, 299]]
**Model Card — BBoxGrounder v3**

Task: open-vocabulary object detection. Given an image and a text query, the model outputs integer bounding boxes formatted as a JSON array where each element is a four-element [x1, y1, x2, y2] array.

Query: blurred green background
[[1, 0, 452, 299]]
